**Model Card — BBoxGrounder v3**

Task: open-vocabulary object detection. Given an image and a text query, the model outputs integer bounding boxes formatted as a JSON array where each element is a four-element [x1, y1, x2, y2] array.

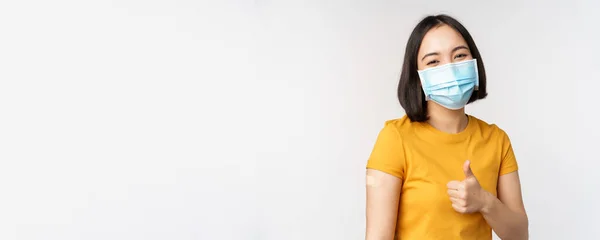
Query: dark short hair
[[397, 14, 488, 122]]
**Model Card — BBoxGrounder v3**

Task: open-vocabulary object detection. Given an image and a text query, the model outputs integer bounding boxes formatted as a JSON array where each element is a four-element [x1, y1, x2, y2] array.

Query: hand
[[446, 160, 490, 214]]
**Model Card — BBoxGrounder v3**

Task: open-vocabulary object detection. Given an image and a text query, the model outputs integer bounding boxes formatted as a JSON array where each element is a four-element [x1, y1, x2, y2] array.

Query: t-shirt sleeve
[[499, 129, 519, 176], [366, 122, 406, 180]]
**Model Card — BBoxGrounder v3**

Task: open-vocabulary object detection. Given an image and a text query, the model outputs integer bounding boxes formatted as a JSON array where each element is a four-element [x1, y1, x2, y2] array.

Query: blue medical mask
[[417, 59, 479, 110]]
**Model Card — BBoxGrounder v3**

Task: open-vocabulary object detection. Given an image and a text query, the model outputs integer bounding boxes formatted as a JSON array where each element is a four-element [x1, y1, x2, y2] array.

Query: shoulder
[[381, 115, 415, 136], [469, 115, 511, 140], [376, 115, 425, 144]]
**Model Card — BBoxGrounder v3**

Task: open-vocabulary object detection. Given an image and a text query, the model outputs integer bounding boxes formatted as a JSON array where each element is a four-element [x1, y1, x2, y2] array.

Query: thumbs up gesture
[[446, 160, 489, 214]]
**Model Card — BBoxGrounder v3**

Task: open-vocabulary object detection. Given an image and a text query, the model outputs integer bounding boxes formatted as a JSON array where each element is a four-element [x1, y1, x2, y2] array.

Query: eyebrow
[[421, 45, 470, 61]]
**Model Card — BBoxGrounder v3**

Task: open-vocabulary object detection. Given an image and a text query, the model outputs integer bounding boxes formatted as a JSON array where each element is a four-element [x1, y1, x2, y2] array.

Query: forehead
[[418, 24, 468, 57]]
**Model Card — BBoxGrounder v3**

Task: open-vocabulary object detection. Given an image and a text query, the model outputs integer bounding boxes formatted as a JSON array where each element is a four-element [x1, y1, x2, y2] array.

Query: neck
[[426, 102, 469, 134]]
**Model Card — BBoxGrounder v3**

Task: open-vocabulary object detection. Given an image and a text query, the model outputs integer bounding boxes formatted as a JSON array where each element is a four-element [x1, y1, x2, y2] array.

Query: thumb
[[463, 160, 475, 178]]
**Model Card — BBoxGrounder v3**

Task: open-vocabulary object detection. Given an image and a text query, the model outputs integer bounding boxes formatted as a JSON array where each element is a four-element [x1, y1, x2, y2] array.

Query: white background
[[0, 0, 598, 239]]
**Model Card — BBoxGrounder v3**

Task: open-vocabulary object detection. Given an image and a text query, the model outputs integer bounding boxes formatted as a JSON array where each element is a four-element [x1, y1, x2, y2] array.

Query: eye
[[426, 60, 439, 65], [454, 53, 468, 59]]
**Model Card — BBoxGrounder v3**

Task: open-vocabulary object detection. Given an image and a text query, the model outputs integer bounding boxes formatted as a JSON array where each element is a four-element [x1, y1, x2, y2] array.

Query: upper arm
[[497, 171, 527, 215], [366, 169, 402, 240], [498, 129, 518, 176], [366, 122, 406, 179], [497, 128, 526, 215], [365, 122, 406, 239]]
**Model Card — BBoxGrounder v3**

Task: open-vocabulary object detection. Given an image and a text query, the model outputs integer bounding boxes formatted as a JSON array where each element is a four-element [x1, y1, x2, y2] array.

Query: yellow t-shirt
[[366, 115, 518, 240]]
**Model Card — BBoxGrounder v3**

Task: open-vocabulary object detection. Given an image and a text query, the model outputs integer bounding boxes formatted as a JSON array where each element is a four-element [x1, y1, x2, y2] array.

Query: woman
[[365, 15, 528, 240]]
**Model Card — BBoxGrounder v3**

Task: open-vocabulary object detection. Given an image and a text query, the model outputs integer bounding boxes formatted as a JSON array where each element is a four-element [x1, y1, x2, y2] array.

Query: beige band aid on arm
[[366, 174, 381, 187]]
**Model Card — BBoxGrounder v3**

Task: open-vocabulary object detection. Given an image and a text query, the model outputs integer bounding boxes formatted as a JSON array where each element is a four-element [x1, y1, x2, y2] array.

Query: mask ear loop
[[418, 79, 431, 101], [417, 70, 433, 101], [474, 59, 480, 91]]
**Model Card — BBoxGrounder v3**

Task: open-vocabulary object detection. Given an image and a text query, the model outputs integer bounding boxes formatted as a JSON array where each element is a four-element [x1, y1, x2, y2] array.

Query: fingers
[[463, 160, 474, 178], [447, 180, 466, 199], [447, 188, 468, 199], [448, 161, 482, 214], [446, 180, 462, 190], [450, 197, 469, 214], [447, 189, 461, 198], [451, 203, 468, 213]]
